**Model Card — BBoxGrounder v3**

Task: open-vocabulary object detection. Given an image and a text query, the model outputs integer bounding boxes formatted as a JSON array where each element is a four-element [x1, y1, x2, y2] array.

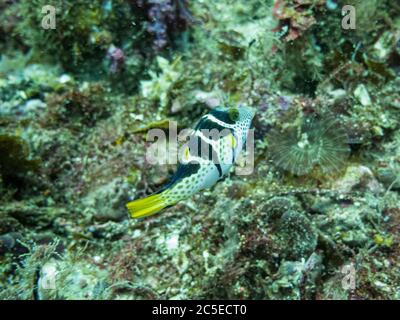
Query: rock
[[37, 259, 108, 300], [82, 178, 131, 222], [171, 98, 183, 114], [308, 196, 335, 215], [23, 99, 46, 114], [1, 202, 66, 227], [376, 165, 400, 190], [333, 165, 383, 194], [269, 253, 322, 300], [87, 221, 128, 240], [274, 210, 318, 261], [194, 90, 221, 108], [327, 88, 347, 105], [315, 201, 380, 247], [354, 84, 372, 107], [0, 232, 23, 254], [0, 216, 22, 234], [58, 74, 73, 84], [371, 31, 398, 62]]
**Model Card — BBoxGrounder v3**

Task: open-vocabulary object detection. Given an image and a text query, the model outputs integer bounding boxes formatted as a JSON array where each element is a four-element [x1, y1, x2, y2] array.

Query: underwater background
[[0, 0, 400, 300]]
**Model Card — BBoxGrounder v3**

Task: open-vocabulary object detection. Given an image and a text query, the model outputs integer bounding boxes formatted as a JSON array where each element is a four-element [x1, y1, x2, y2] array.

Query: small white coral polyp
[[268, 115, 350, 176]]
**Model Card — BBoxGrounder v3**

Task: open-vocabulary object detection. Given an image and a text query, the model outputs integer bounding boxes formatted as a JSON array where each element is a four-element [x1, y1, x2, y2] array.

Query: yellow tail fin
[[126, 193, 170, 219]]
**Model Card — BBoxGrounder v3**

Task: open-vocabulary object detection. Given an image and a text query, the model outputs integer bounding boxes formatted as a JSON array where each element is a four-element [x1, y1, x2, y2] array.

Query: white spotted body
[[126, 106, 255, 218]]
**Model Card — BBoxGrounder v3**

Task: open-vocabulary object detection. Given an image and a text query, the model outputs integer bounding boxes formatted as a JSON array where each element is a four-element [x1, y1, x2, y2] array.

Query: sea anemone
[[267, 115, 350, 175]]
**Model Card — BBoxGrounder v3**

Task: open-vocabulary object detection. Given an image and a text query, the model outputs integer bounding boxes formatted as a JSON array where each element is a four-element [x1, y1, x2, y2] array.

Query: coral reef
[[2, 0, 192, 93], [1, 0, 400, 300]]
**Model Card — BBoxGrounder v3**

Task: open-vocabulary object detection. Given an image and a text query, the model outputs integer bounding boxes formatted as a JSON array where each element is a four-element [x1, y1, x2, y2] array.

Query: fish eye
[[228, 108, 239, 122]]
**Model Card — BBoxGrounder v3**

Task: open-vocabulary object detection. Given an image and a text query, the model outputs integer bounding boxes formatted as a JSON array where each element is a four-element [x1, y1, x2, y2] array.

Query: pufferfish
[[126, 106, 255, 218]]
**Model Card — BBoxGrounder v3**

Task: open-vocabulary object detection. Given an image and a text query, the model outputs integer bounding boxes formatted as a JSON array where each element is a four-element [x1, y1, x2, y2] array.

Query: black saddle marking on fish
[[195, 117, 233, 133], [214, 162, 222, 177], [209, 109, 236, 125]]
